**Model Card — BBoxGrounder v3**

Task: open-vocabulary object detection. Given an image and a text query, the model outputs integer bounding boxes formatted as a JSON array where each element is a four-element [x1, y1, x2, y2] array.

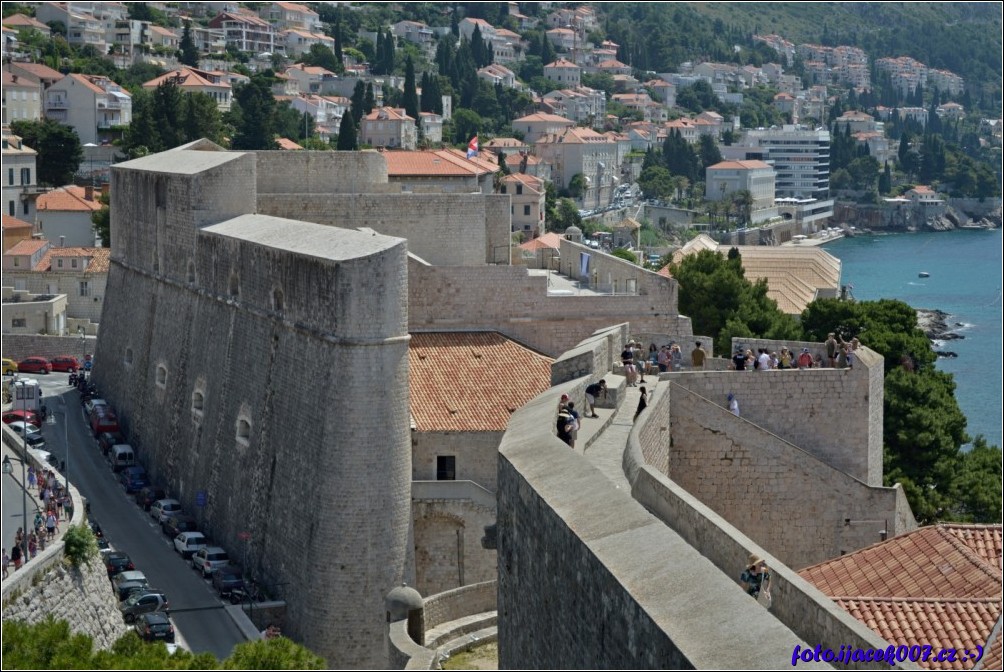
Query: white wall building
[[705, 160, 778, 223], [44, 73, 132, 145]]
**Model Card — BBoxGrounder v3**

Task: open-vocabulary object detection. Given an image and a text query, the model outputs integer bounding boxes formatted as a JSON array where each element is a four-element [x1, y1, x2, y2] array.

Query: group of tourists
[[556, 380, 610, 448], [2, 465, 72, 577], [732, 334, 860, 372]]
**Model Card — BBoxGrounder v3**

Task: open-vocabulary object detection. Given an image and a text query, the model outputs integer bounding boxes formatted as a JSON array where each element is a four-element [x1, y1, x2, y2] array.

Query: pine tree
[[402, 57, 419, 125], [337, 111, 357, 150], [179, 20, 199, 68]]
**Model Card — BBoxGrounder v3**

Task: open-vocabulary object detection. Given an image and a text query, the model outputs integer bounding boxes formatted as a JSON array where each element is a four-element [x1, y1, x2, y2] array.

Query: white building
[[259, 2, 321, 32], [533, 127, 618, 210], [705, 160, 778, 224], [44, 73, 132, 145], [143, 67, 232, 112], [501, 173, 546, 237], [544, 58, 581, 87], [281, 29, 334, 57], [35, 185, 104, 247], [361, 107, 417, 150], [512, 112, 574, 144], [2, 129, 37, 222], [2, 69, 42, 124]]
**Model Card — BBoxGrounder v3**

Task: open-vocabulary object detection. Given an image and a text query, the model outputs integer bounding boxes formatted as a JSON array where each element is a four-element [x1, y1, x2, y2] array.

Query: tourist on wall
[[11, 542, 22, 571], [733, 348, 747, 371], [584, 380, 606, 418], [565, 402, 581, 449], [658, 346, 670, 372], [691, 342, 707, 369], [633, 386, 648, 422], [621, 343, 637, 386], [670, 344, 683, 371], [728, 393, 740, 417], [825, 332, 840, 367], [741, 553, 771, 604], [797, 347, 814, 368], [556, 405, 574, 447]]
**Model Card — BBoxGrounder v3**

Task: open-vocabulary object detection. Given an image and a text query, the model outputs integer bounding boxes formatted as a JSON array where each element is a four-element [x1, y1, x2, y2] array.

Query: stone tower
[[92, 142, 412, 667]]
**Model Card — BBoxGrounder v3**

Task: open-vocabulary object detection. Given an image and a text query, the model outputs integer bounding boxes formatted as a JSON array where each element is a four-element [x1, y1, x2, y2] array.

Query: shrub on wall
[[62, 524, 98, 568]]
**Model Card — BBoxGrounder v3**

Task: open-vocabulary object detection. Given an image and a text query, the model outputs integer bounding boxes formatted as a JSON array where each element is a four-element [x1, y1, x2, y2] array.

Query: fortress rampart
[[92, 145, 412, 668], [497, 330, 916, 669]]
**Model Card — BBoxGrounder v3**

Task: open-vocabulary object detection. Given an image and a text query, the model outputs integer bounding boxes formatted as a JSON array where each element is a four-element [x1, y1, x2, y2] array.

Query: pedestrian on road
[[2, 548, 9, 579], [45, 511, 56, 540], [28, 533, 37, 560], [11, 543, 21, 571], [63, 495, 74, 521], [27, 466, 36, 491]]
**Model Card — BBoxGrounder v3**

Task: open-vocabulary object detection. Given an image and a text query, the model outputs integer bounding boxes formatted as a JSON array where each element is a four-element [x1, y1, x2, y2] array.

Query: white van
[[110, 444, 135, 472], [10, 378, 42, 414]]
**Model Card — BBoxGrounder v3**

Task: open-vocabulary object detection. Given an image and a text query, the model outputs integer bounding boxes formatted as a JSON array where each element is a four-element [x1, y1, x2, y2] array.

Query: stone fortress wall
[[92, 143, 413, 668], [497, 330, 915, 669]]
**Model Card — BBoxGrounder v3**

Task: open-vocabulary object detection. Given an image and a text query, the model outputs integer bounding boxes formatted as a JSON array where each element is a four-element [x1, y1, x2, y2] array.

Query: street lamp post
[[3, 455, 29, 569]]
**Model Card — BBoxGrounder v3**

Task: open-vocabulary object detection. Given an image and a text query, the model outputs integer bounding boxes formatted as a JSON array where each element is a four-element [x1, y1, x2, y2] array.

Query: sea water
[[825, 229, 1003, 448]]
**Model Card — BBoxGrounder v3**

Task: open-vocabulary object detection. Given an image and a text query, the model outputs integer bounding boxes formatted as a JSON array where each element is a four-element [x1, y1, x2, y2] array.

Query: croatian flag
[[467, 136, 479, 159]]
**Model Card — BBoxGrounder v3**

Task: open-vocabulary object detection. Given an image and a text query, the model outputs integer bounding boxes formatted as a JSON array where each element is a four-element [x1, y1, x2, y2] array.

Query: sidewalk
[[2, 440, 65, 570], [578, 376, 656, 492]]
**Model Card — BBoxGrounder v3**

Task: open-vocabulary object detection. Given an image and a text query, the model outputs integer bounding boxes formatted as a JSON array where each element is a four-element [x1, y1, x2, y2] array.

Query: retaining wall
[[1, 335, 98, 364]]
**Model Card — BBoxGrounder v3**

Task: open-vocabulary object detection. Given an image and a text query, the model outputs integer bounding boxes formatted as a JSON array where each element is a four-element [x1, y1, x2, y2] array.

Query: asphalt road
[[4, 374, 247, 659]]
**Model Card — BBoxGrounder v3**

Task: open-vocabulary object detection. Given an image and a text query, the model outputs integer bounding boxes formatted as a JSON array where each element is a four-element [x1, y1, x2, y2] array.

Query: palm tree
[[732, 189, 754, 228]]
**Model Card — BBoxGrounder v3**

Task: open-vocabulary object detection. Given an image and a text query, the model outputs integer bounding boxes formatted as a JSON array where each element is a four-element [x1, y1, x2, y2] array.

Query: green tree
[[301, 44, 343, 74], [2, 616, 325, 669], [450, 108, 481, 145], [183, 92, 223, 145], [91, 192, 110, 247], [638, 165, 674, 201], [551, 198, 582, 231], [878, 161, 892, 194], [152, 79, 186, 149], [336, 111, 357, 150], [697, 133, 722, 171], [567, 173, 587, 199], [611, 248, 638, 264], [230, 75, 278, 150], [402, 56, 419, 124], [178, 20, 199, 67], [223, 636, 325, 670], [62, 523, 98, 567], [350, 80, 366, 122], [10, 119, 83, 186], [123, 89, 159, 156]]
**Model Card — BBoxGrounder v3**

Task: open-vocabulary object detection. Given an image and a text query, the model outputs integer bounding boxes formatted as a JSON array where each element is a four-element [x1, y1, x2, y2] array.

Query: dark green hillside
[[596, 2, 1002, 111]]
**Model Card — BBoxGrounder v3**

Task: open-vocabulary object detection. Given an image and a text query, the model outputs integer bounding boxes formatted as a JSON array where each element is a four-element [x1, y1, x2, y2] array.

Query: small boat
[[918, 272, 930, 278]]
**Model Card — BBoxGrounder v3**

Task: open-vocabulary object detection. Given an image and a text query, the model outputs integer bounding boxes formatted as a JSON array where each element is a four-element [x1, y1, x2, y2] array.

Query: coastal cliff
[[835, 200, 1001, 232]]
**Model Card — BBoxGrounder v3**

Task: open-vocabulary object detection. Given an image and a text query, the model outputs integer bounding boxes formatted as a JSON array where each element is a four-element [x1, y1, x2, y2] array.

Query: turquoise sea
[[825, 229, 1003, 448]]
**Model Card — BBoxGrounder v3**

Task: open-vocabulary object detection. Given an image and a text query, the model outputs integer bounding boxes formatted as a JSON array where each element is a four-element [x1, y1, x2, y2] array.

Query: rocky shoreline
[[917, 308, 965, 358]]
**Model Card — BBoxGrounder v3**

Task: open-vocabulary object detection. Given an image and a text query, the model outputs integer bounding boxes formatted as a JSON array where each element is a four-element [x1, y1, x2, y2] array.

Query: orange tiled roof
[[36, 186, 102, 213], [7, 62, 64, 82], [835, 598, 1000, 671], [383, 150, 490, 177], [2, 14, 50, 31], [275, 1, 316, 14], [144, 67, 230, 90], [546, 58, 579, 69], [6, 238, 48, 256], [708, 160, 773, 171], [276, 137, 303, 150], [518, 232, 563, 251], [1, 215, 32, 231], [32, 247, 109, 273], [408, 332, 553, 432], [363, 107, 413, 122], [801, 524, 1003, 670]]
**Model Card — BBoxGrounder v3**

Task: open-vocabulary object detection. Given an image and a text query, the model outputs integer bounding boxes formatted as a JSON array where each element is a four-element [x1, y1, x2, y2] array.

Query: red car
[[50, 356, 80, 372], [17, 357, 51, 374], [2, 409, 41, 427]]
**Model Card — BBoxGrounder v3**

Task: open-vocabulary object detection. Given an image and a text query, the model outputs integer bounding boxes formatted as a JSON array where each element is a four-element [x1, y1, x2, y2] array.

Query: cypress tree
[[179, 20, 199, 68], [350, 80, 365, 122], [333, 16, 343, 62], [382, 29, 395, 75], [402, 57, 419, 124], [337, 110, 357, 150], [364, 82, 376, 114], [375, 31, 385, 75]]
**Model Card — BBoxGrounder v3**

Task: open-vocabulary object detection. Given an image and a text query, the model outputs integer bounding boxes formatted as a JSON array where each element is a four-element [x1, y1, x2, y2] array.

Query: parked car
[[50, 356, 81, 373], [90, 407, 120, 437], [17, 357, 51, 374], [119, 589, 169, 623], [212, 564, 245, 600], [97, 431, 126, 457], [97, 536, 112, 554], [82, 398, 108, 418], [113, 570, 149, 601], [135, 486, 168, 512], [2, 409, 41, 427], [88, 520, 104, 538], [119, 466, 150, 494], [150, 499, 182, 523], [135, 612, 175, 643], [162, 515, 198, 538], [8, 421, 45, 449], [191, 547, 229, 577], [174, 531, 208, 559], [2, 358, 17, 375], [104, 551, 135, 578]]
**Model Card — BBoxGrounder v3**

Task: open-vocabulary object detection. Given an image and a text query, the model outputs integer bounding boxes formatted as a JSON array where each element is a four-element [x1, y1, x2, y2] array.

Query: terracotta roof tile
[[518, 232, 563, 251], [6, 238, 48, 256], [383, 150, 487, 177], [2, 214, 33, 231], [408, 332, 553, 432], [276, 137, 303, 150], [834, 598, 1000, 671], [36, 186, 102, 213], [363, 107, 413, 122], [6, 61, 61, 81], [144, 67, 230, 90], [31, 246, 108, 273], [802, 524, 1003, 671]]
